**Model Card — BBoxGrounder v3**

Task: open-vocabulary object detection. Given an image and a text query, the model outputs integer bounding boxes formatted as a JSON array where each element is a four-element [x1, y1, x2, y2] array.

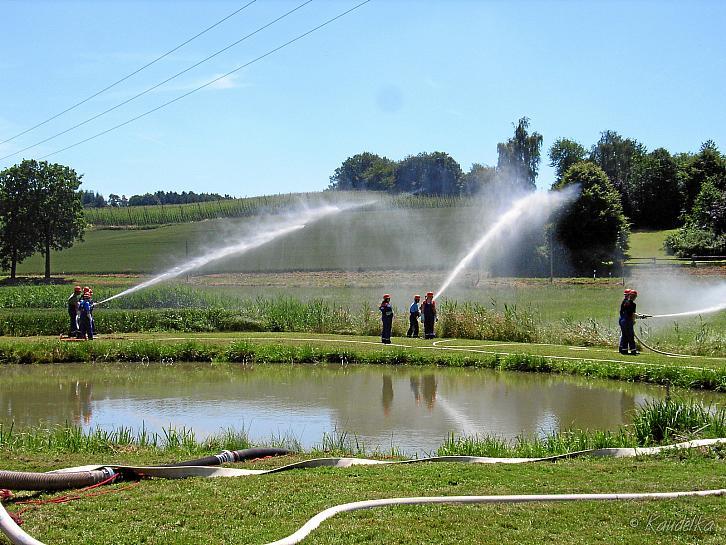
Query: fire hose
[[2, 439, 725, 545]]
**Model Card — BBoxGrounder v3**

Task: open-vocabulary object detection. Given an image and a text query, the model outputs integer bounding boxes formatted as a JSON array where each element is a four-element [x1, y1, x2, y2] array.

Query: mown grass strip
[[0, 337, 724, 391]]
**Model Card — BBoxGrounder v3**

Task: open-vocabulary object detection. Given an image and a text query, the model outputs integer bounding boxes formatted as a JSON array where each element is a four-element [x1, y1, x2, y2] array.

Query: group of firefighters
[[66, 285, 95, 340], [379, 292, 437, 344], [380, 288, 649, 354]]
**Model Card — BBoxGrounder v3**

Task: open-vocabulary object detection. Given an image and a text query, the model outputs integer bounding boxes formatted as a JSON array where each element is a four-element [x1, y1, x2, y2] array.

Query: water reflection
[[0, 363, 721, 454]]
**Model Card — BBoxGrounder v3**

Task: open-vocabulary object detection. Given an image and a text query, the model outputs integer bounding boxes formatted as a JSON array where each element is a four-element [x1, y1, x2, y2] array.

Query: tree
[[628, 148, 681, 229], [496, 117, 543, 191], [107, 194, 121, 207], [328, 152, 395, 191], [679, 140, 726, 211], [394, 152, 463, 195], [33, 162, 86, 279], [589, 130, 646, 217], [461, 163, 496, 195], [553, 162, 630, 274], [0, 162, 41, 279], [548, 138, 587, 184]]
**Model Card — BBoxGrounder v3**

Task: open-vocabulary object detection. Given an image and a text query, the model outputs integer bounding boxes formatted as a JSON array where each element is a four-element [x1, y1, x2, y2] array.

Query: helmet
[[74, 286, 82, 293], [414, 294, 421, 301], [623, 289, 632, 295], [383, 294, 391, 299], [426, 292, 434, 297], [630, 290, 638, 296]]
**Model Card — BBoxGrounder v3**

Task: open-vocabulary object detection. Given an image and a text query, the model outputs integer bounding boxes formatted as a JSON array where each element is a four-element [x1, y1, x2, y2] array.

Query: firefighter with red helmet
[[407, 294, 421, 338], [619, 289, 641, 355], [422, 292, 437, 339], [78, 287, 94, 340], [379, 294, 394, 344]]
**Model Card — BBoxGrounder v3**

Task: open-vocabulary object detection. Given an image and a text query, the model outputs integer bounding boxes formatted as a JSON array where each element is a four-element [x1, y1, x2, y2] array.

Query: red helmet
[[623, 289, 632, 295], [414, 294, 421, 301], [630, 290, 638, 296], [74, 286, 82, 293], [426, 292, 434, 297], [383, 294, 391, 299]]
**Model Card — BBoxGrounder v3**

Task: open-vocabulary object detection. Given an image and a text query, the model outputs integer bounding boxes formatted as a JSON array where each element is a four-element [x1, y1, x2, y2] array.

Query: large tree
[[0, 160, 85, 279], [554, 162, 630, 274], [461, 163, 496, 195], [665, 142, 726, 257], [548, 138, 587, 184], [394, 152, 463, 195], [0, 162, 40, 279], [628, 148, 681, 229], [328, 152, 395, 192], [589, 130, 645, 217], [496, 117, 543, 191]]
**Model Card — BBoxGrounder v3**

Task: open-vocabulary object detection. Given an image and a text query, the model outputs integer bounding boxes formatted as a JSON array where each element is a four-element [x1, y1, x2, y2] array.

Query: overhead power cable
[[0, 1, 257, 146], [35, 0, 371, 161], [0, 0, 313, 163]]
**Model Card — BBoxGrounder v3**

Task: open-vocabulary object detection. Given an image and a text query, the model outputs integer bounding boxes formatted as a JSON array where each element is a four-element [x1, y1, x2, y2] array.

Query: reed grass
[[1, 400, 721, 458]]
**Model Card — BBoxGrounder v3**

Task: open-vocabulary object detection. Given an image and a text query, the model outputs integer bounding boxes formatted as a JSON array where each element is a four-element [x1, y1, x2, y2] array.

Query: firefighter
[[407, 294, 421, 338], [619, 289, 640, 355], [379, 294, 394, 344], [67, 285, 82, 337], [421, 292, 437, 339], [78, 288, 94, 340]]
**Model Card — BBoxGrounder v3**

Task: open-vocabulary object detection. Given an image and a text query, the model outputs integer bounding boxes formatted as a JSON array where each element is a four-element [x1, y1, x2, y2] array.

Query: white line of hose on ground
[[264, 489, 726, 545]]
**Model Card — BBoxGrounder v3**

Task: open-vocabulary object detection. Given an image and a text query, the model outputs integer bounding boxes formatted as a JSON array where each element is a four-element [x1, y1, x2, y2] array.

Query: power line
[[31, 0, 372, 163], [0, 1, 258, 147], [1, 1, 315, 163]]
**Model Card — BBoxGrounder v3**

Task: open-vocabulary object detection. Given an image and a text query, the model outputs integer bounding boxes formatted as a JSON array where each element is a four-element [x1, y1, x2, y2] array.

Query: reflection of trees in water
[[382, 375, 393, 416], [408, 374, 437, 410]]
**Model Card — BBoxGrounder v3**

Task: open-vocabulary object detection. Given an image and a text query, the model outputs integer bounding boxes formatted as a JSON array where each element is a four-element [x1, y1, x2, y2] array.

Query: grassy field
[[1, 446, 724, 544], [628, 229, 679, 259]]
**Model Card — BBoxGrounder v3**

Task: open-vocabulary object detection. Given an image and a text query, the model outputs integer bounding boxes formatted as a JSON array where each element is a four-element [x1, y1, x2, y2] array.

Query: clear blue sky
[[1, 0, 724, 197]]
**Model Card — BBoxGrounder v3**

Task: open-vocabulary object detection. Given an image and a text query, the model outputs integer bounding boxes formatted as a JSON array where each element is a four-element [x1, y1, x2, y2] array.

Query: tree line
[[329, 118, 725, 263], [80, 190, 234, 208]]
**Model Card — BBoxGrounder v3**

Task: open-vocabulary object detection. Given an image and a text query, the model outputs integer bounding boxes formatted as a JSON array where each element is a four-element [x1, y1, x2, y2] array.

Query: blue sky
[[1, 0, 724, 197]]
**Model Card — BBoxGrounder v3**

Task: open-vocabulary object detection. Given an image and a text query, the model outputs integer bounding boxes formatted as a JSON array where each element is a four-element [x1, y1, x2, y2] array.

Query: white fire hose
[[2, 439, 725, 545]]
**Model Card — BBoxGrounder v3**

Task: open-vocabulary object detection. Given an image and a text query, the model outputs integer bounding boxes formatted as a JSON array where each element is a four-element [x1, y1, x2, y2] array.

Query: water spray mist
[[434, 189, 575, 299], [96, 202, 367, 306]]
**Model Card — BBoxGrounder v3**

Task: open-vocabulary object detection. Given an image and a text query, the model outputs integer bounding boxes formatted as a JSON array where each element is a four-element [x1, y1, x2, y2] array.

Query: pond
[[0, 362, 720, 454]]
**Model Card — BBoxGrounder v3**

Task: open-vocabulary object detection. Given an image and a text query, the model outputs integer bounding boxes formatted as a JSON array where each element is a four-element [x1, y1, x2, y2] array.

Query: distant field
[[628, 229, 679, 259], [83, 192, 467, 226], [17, 204, 511, 275]]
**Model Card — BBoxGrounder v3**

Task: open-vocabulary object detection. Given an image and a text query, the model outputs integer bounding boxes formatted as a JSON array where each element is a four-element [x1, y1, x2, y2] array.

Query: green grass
[[628, 229, 680, 260], [1, 441, 724, 544], [0, 333, 724, 390]]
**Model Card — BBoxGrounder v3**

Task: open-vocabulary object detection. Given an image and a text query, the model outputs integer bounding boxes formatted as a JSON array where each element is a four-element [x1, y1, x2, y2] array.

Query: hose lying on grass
[[1, 439, 725, 545]]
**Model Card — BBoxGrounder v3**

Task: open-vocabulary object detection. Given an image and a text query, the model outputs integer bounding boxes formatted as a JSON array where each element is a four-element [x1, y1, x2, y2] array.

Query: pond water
[[0, 363, 721, 454]]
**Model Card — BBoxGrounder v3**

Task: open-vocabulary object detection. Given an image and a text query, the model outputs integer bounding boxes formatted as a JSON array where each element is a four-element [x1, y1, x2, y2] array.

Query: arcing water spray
[[434, 189, 575, 299], [96, 203, 365, 306]]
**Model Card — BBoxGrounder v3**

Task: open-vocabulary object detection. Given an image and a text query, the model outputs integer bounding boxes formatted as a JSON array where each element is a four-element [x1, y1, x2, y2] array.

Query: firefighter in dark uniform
[[619, 289, 640, 355], [407, 294, 421, 338], [379, 294, 394, 344], [421, 291, 437, 339], [67, 285, 82, 337]]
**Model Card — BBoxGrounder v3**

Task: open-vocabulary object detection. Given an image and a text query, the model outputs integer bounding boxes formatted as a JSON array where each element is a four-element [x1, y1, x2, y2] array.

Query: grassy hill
[[16, 199, 521, 275]]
